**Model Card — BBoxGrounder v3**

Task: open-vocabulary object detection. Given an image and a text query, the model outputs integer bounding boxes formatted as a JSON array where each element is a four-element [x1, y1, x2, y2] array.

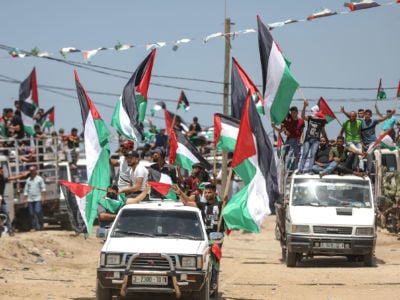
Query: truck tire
[[363, 253, 374, 267], [194, 277, 210, 300], [96, 279, 112, 300], [286, 250, 297, 267], [14, 207, 30, 232]]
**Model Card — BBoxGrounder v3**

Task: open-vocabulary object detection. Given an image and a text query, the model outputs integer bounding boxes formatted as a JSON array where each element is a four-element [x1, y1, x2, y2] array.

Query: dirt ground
[[1, 217, 400, 300]]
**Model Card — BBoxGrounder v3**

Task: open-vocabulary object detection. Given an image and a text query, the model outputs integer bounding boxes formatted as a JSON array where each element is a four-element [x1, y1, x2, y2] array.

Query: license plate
[[320, 242, 345, 249], [132, 275, 168, 285]]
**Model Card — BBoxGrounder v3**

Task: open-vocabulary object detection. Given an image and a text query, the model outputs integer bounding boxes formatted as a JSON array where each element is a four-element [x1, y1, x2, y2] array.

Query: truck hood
[[103, 237, 208, 255], [289, 206, 375, 226]]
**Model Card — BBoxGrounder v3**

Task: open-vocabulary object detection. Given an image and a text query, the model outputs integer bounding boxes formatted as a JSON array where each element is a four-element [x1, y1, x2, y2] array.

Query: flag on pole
[[40, 106, 55, 130], [367, 128, 395, 154], [75, 70, 111, 234], [148, 168, 177, 200], [213, 113, 240, 152], [151, 101, 166, 116], [317, 97, 336, 123], [222, 91, 279, 233], [376, 78, 386, 100], [231, 57, 265, 119], [396, 80, 400, 98], [276, 132, 283, 158], [111, 49, 156, 140], [257, 16, 299, 125], [177, 90, 190, 111], [19, 67, 39, 108], [18, 100, 35, 136], [169, 129, 212, 172], [164, 109, 174, 136], [59, 180, 93, 234]]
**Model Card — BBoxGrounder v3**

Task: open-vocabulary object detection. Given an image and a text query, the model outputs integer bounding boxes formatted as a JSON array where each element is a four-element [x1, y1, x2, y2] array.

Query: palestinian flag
[[40, 106, 55, 130], [164, 109, 174, 136], [19, 67, 39, 108], [111, 49, 156, 140], [368, 128, 395, 154], [396, 80, 400, 98], [0, 117, 5, 137], [151, 101, 166, 116], [307, 8, 337, 20], [222, 91, 279, 233], [376, 78, 386, 100], [344, 1, 379, 11], [177, 90, 190, 111], [59, 180, 93, 234], [148, 168, 177, 200], [257, 16, 299, 125], [19, 100, 36, 136], [317, 97, 336, 123], [75, 70, 111, 234], [214, 113, 240, 152], [231, 57, 265, 119], [169, 129, 211, 172], [276, 132, 283, 158]]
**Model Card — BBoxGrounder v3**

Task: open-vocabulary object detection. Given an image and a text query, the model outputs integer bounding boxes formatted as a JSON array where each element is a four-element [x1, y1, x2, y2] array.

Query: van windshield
[[291, 179, 372, 208]]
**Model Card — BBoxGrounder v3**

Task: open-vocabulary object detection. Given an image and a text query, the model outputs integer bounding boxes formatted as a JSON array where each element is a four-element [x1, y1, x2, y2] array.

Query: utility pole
[[221, 13, 231, 195]]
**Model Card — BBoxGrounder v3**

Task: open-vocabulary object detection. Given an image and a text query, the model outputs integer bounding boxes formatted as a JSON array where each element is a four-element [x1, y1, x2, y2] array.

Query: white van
[[276, 173, 376, 267]]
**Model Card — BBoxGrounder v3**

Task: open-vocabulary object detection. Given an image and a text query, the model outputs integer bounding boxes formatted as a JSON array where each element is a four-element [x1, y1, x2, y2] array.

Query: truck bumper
[[287, 234, 376, 256]]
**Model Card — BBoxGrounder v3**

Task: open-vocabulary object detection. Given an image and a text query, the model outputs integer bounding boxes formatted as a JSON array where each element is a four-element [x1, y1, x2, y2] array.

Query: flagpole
[[217, 167, 233, 232]]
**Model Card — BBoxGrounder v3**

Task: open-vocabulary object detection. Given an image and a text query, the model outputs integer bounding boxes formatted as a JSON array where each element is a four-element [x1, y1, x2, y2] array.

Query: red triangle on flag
[[59, 180, 93, 198], [148, 182, 172, 196]]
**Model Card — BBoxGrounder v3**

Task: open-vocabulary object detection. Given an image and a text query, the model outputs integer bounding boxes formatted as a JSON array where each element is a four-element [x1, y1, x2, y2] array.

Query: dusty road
[[1, 217, 400, 300]]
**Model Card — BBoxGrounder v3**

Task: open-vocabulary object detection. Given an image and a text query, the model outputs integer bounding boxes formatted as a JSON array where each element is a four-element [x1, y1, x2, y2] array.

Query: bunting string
[[0, 0, 398, 63]]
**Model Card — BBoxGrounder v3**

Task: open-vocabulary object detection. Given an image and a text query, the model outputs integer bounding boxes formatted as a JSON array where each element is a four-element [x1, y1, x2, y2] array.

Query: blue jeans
[[28, 201, 43, 230], [311, 161, 338, 174], [298, 138, 319, 173], [0, 199, 13, 233], [283, 138, 301, 171]]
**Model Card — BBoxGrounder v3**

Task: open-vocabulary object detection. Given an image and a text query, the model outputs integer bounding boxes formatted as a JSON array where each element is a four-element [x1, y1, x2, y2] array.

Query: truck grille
[[313, 226, 352, 235], [126, 255, 176, 270]]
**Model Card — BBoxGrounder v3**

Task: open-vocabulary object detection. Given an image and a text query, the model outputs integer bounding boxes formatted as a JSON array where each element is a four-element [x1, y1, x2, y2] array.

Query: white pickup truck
[[276, 173, 376, 267], [96, 200, 222, 300]]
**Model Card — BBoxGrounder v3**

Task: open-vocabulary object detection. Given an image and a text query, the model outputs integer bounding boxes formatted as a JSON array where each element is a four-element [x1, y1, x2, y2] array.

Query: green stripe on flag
[[136, 94, 147, 122], [216, 136, 237, 152], [233, 159, 257, 185]]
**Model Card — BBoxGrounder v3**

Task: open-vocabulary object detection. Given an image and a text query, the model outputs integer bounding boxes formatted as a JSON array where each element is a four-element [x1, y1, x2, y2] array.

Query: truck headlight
[[181, 256, 196, 268], [356, 227, 374, 236], [106, 254, 121, 265], [291, 225, 310, 234]]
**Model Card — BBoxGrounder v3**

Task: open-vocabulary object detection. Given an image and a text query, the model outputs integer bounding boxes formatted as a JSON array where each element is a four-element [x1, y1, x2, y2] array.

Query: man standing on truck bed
[[0, 168, 29, 236], [23, 166, 46, 231]]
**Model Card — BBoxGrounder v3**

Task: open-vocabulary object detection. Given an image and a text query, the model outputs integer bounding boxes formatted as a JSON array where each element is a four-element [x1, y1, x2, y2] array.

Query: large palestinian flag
[[18, 100, 36, 136], [19, 67, 39, 108], [222, 91, 279, 233], [75, 70, 111, 234], [257, 15, 299, 125], [59, 180, 93, 234], [231, 57, 264, 119], [213, 113, 239, 152], [111, 49, 156, 140], [169, 129, 211, 172]]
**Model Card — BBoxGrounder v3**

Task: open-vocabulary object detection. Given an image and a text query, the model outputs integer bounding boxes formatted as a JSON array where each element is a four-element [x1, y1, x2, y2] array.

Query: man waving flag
[[75, 70, 111, 234]]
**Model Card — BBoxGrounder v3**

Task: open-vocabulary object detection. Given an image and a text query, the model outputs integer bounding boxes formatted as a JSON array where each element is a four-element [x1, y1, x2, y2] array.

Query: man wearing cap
[[150, 147, 177, 198], [119, 151, 149, 202], [23, 166, 46, 231], [110, 139, 134, 190]]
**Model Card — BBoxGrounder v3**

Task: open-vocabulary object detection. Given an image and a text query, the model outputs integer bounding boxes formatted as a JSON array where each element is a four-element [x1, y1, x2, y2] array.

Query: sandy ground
[[1, 217, 400, 300]]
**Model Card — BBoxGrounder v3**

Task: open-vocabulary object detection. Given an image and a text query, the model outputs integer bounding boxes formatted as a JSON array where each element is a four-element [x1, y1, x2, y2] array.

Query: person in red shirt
[[278, 106, 305, 172]]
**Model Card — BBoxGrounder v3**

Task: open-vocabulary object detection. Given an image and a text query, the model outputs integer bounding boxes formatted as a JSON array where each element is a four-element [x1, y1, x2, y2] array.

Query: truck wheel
[[363, 253, 374, 267], [14, 208, 30, 232], [96, 279, 112, 300], [194, 276, 210, 300], [286, 250, 297, 267]]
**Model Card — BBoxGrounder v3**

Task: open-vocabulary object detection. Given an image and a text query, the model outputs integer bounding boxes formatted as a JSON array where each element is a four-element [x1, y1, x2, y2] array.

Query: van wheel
[[363, 253, 374, 267], [96, 279, 112, 300], [14, 208, 30, 232], [286, 250, 297, 267]]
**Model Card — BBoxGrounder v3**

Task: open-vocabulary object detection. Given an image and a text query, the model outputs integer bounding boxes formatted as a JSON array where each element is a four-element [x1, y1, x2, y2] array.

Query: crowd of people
[[273, 100, 399, 177]]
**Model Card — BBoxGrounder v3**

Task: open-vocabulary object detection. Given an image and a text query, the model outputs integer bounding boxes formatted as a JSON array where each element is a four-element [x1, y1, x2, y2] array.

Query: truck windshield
[[111, 209, 204, 240], [291, 179, 372, 208]]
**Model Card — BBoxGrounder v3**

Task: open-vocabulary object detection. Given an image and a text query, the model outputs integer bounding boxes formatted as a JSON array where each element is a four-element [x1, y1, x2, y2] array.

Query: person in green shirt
[[339, 111, 363, 171]]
